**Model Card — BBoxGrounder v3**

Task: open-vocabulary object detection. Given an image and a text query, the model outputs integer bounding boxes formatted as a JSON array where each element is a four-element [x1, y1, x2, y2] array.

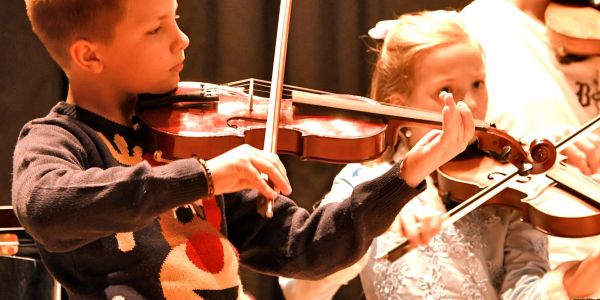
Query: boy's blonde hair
[[25, 0, 125, 69], [370, 10, 475, 103]]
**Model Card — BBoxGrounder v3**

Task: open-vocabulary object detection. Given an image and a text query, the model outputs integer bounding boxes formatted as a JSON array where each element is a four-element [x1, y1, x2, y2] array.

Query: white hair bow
[[368, 20, 398, 39]]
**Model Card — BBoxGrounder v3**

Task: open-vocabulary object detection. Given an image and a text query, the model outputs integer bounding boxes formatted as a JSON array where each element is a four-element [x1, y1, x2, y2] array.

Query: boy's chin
[[142, 80, 180, 95]]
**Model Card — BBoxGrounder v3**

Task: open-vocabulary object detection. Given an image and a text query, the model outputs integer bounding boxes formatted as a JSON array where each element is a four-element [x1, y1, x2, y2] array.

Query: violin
[[545, 1, 600, 58], [437, 147, 600, 238], [137, 79, 555, 176], [378, 114, 600, 262]]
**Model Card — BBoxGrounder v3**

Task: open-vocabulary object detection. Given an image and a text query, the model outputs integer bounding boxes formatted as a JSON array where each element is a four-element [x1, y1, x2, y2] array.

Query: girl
[[280, 10, 600, 299]]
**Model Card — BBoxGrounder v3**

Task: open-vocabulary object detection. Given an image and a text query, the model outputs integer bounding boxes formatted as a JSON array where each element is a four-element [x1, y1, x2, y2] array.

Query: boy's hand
[[206, 144, 292, 199], [401, 92, 475, 187]]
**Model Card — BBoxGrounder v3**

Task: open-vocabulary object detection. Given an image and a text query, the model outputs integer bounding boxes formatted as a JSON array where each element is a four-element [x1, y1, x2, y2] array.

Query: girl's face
[[399, 40, 488, 146]]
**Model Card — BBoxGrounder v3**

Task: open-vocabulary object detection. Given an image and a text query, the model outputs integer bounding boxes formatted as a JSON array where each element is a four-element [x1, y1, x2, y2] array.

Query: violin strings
[[548, 162, 600, 204], [226, 78, 488, 131], [226, 78, 331, 99], [444, 168, 520, 226]]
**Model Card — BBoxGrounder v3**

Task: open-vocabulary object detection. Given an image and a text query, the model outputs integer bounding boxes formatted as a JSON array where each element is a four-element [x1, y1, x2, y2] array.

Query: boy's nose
[[173, 28, 190, 53]]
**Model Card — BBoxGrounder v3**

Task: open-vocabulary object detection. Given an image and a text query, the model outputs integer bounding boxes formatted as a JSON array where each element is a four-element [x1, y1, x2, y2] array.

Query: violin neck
[[547, 162, 600, 206], [292, 91, 489, 130]]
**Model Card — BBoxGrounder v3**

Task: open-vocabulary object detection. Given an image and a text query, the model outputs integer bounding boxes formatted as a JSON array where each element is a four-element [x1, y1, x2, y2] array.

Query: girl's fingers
[[400, 209, 423, 246], [414, 207, 444, 244], [457, 101, 475, 145], [440, 94, 473, 153], [440, 92, 458, 137], [390, 216, 403, 234]]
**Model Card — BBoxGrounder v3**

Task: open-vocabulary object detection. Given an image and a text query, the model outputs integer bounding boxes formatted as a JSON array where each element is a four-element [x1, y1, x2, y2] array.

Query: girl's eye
[[440, 86, 453, 94], [473, 80, 485, 89]]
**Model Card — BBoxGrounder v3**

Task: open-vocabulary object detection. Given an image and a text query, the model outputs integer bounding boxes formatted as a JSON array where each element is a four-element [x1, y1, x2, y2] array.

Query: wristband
[[198, 158, 214, 197]]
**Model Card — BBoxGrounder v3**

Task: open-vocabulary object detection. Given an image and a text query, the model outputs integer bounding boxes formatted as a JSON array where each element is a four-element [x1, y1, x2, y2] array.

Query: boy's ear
[[69, 40, 103, 74], [387, 93, 407, 106]]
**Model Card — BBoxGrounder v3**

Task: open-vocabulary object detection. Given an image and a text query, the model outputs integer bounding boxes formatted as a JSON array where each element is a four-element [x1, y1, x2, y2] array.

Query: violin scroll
[[475, 127, 557, 176], [529, 138, 557, 174]]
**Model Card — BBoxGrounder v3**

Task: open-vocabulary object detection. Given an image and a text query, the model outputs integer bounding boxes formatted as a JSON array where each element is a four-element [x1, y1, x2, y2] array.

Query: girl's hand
[[400, 92, 475, 187], [206, 144, 292, 199], [391, 200, 445, 247]]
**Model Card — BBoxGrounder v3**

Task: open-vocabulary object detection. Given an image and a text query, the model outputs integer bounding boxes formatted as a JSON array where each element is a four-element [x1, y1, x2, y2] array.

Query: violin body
[[138, 80, 389, 163], [437, 151, 600, 238]]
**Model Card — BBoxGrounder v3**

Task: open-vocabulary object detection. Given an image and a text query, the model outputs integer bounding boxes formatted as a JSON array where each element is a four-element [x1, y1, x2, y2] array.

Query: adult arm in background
[[500, 209, 600, 299]]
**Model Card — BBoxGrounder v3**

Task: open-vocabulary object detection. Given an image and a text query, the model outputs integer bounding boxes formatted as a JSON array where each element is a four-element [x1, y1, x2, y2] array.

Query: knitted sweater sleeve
[[225, 163, 425, 280], [11, 121, 209, 252]]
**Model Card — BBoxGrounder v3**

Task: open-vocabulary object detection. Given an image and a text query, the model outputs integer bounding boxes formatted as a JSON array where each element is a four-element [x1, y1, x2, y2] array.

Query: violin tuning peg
[[518, 163, 533, 176], [499, 146, 512, 162]]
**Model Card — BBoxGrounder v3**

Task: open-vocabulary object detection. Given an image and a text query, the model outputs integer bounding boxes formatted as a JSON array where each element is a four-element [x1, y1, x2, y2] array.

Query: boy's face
[[405, 40, 488, 144], [96, 0, 189, 95]]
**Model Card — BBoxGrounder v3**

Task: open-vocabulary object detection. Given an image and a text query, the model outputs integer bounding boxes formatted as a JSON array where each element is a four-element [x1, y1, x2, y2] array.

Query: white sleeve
[[279, 251, 370, 300], [279, 163, 388, 299]]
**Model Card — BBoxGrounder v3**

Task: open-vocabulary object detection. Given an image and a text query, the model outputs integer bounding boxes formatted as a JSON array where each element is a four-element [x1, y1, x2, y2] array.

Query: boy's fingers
[[252, 172, 280, 200], [264, 152, 289, 181], [250, 155, 292, 196]]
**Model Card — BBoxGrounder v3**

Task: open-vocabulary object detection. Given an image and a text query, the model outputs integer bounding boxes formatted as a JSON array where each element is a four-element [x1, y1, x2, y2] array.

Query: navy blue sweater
[[11, 101, 424, 299]]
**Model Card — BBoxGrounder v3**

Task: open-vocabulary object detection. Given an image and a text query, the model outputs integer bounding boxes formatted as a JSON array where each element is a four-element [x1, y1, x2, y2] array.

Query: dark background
[[1, 0, 471, 298]]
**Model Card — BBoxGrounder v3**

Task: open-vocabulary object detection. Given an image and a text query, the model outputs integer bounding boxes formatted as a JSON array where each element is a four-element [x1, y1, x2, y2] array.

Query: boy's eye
[[148, 26, 162, 35]]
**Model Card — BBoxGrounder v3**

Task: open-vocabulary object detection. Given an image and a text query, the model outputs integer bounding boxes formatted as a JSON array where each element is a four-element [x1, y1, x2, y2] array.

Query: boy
[[13, 0, 474, 298]]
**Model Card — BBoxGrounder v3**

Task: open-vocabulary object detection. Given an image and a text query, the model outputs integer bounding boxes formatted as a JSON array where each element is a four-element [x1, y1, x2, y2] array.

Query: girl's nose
[[462, 91, 478, 112]]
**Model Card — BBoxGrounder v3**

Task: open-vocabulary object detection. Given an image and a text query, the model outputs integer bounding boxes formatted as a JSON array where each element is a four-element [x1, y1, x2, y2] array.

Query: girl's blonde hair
[[370, 10, 475, 103]]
